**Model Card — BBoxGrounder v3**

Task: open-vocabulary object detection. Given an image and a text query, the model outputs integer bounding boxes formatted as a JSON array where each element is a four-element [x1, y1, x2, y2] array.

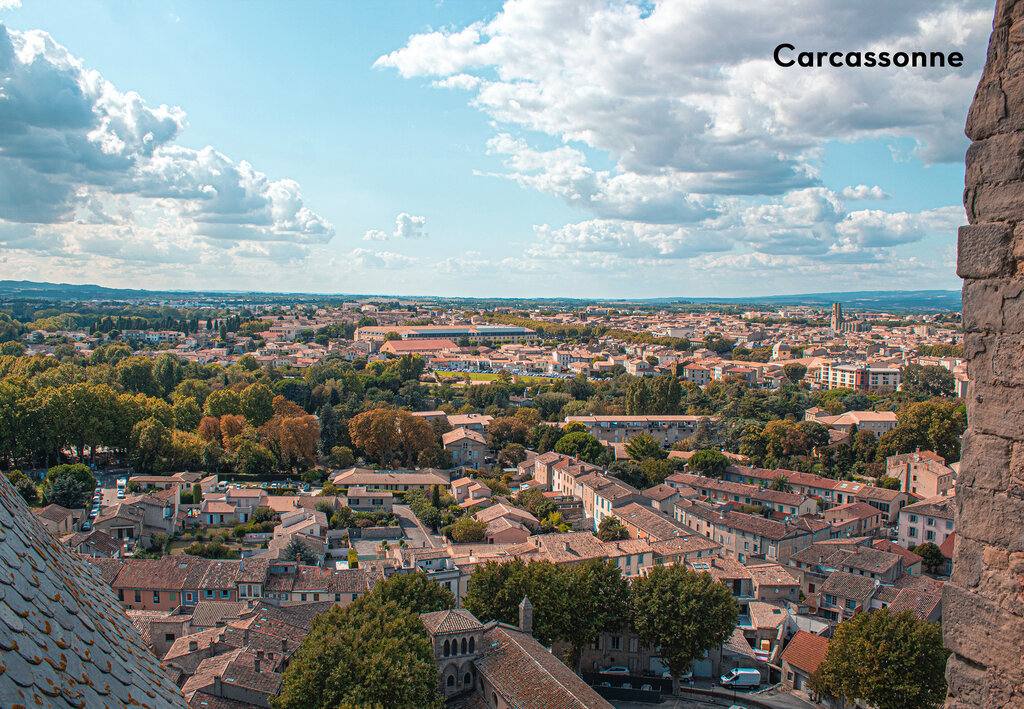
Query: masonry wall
[[945, 0, 1024, 704]]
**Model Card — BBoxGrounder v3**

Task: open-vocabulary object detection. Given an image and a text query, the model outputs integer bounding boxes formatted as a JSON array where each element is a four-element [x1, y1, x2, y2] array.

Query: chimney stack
[[281, 638, 287, 651], [213, 676, 222, 696], [253, 657, 261, 673], [518, 596, 533, 635]]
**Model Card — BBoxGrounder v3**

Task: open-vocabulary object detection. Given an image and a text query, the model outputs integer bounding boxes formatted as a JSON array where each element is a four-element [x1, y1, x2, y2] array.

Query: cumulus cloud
[[348, 248, 418, 270], [0, 1, 21, 9], [841, 185, 890, 200], [0, 23, 334, 273], [363, 212, 427, 240], [377, 0, 983, 288]]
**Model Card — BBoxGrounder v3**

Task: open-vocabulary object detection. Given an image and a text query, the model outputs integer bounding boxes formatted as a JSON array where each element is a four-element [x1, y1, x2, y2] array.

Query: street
[[392, 503, 443, 549]]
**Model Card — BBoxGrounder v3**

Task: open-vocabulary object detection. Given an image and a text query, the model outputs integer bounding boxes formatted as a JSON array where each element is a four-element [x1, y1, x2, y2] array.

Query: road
[[610, 689, 818, 709], [393, 504, 443, 549]]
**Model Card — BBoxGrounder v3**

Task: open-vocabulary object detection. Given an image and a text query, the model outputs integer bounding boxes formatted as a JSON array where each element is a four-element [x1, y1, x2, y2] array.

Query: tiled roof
[[820, 570, 878, 600], [781, 631, 830, 674], [420, 608, 484, 635], [474, 624, 614, 709], [0, 471, 188, 709], [191, 601, 248, 629]]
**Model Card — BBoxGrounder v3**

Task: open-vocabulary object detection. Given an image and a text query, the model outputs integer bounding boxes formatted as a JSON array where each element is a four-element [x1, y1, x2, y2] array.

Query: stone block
[[949, 533, 984, 589], [967, 79, 1008, 142], [962, 279, 1006, 333], [966, 134, 1024, 186], [971, 181, 1024, 223], [958, 430, 1011, 491], [943, 582, 1024, 670], [958, 224, 1013, 278], [957, 483, 1024, 551]]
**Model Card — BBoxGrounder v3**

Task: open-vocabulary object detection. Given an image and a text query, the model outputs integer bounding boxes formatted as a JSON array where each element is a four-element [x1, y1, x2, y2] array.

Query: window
[[611, 636, 621, 650], [153, 591, 160, 604], [926, 530, 935, 541], [909, 514, 918, 523], [118, 589, 124, 602], [169, 592, 176, 602], [164, 633, 175, 643], [465, 672, 472, 686], [846, 600, 856, 611], [185, 592, 193, 603], [946, 521, 953, 530], [447, 675, 455, 687], [134, 590, 141, 603], [204, 590, 214, 599], [301, 594, 307, 602], [221, 590, 230, 599], [444, 640, 450, 657], [469, 637, 475, 653], [461, 638, 468, 654], [908, 527, 918, 538]]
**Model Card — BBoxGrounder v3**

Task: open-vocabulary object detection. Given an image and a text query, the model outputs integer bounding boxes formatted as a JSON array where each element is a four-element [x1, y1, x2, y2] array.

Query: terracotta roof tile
[[781, 631, 830, 674]]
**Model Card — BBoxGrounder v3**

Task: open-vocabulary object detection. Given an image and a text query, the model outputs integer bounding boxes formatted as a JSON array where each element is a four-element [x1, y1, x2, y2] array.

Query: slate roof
[[0, 471, 188, 709]]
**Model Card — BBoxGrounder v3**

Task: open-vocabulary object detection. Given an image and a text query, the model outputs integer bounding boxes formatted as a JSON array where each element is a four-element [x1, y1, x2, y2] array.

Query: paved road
[[610, 690, 818, 709], [393, 504, 442, 549]]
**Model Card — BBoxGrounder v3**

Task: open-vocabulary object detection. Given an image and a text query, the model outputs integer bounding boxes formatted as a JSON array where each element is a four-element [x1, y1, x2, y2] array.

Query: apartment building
[[818, 362, 901, 391], [564, 415, 714, 446], [886, 451, 955, 497], [897, 495, 955, 548]]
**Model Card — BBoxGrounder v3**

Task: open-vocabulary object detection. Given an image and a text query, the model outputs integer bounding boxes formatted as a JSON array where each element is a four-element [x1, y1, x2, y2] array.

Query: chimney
[[518, 596, 533, 634], [213, 676, 222, 696], [281, 638, 287, 651], [253, 657, 261, 674]]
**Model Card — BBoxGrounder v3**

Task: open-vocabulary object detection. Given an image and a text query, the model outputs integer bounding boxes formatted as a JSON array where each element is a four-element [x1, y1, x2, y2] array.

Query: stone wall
[[946, 0, 1024, 705]]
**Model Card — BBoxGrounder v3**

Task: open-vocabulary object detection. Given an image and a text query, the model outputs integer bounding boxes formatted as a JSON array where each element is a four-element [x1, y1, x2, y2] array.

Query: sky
[[0, 0, 996, 298]]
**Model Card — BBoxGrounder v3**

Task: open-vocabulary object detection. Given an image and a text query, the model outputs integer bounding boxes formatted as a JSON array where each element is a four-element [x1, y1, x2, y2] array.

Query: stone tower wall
[[946, 0, 1024, 705]]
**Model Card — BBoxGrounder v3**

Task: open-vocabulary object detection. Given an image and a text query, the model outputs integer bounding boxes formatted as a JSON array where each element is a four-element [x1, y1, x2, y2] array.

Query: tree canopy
[[810, 608, 949, 709]]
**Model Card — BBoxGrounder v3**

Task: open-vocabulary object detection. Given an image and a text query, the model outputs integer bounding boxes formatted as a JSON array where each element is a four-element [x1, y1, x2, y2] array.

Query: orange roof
[[781, 631, 829, 674]]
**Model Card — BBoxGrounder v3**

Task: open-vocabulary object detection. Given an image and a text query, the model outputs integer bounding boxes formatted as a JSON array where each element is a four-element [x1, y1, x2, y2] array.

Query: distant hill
[[0, 280, 960, 311]]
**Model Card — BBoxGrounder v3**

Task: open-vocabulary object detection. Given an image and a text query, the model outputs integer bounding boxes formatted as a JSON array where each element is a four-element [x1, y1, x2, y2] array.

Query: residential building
[[781, 631, 829, 694], [824, 501, 885, 536], [341, 486, 394, 513], [886, 450, 956, 497], [898, 495, 955, 548], [818, 570, 879, 621], [443, 427, 489, 466], [564, 415, 714, 446], [331, 468, 450, 491]]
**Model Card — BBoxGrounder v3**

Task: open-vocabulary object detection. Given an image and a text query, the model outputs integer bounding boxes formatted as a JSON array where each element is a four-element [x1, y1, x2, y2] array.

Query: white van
[[719, 668, 761, 688]]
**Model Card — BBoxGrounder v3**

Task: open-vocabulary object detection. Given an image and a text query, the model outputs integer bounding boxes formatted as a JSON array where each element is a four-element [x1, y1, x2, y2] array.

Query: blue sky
[[0, 0, 994, 297]]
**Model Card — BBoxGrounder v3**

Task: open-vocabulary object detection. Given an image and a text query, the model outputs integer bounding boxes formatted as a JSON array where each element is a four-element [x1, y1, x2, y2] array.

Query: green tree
[[768, 475, 791, 492], [910, 542, 946, 574], [783, 362, 808, 384], [687, 449, 730, 478], [273, 600, 444, 709], [901, 363, 956, 398], [630, 565, 738, 692], [553, 431, 606, 465], [450, 516, 488, 543], [173, 396, 202, 431], [46, 474, 84, 508], [329, 445, 355, 468], [129, 416, 172, 474], [240, 383, 275, 427], [368, 571, 456, 614], [204, 389, 242, 418], [597, 516, 628, 542], [282, 537, 319, 565], [624, 433, 667, 461], [810, 608, 949, 709]]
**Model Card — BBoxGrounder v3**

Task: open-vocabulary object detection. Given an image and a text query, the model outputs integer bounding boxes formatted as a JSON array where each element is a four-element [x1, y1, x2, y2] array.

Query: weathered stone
[[965, 378, 1024, 444], [956, 483, 1024, 551], [958, 224, 1013, 278], [957, 431, 1011, 491], [962, 278, 1006, 332], [949, 3, 1024, 703], [966, 135, 1024, 186]]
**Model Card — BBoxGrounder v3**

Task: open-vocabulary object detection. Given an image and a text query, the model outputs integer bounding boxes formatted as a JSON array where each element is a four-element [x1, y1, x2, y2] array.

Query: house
[[341, 486, 394, 513], [34, 503, 81, 536], [450, 476, 492, 508], [93, 502, 146, 545], [804, 408, 898, 437], [612, 501, 699, 543], [824, 501, 885, 536], [61, 529, 124, 558], [781, 631, 829, 694], [331, 468, 450, 492], [643, 482, 684, 513], [898, 495, 955, 549], [473, 503, 540, 543], [886, 450, 955, 497], [443, 427, 489, 466], [818, 570, 879, 621]]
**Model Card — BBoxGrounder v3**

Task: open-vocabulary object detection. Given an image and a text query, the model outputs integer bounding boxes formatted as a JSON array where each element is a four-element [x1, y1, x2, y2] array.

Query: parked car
[[663, 670, 693, 682], [601, 666, 630, 675], [719, 668, 761, 688]]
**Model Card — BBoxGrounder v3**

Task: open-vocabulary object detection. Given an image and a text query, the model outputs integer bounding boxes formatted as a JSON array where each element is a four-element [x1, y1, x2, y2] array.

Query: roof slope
[[0, 473, 188, 709], [781, 631, 830, 674]]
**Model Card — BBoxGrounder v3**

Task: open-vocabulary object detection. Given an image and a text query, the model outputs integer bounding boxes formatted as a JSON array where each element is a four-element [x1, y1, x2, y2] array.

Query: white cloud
[[0, 24, 334, 274], [377, 0, 982, 288], [841, 185, 890, 200], [0, 0, 21, 9], [348, 248, 417, 270], [363, 212, 428, 241]]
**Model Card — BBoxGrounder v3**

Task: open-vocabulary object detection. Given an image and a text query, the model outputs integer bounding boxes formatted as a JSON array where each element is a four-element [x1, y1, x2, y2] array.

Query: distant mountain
[[0, 280, 961, 311]]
